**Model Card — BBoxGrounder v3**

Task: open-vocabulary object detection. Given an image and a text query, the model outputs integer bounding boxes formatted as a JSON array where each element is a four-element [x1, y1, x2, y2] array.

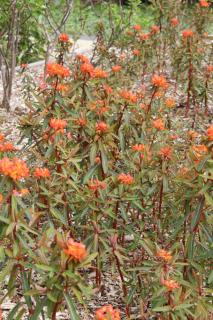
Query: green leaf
[[191, 197, 205, 230], [82, 164, 98, 184], [152, 305, 171, 312], [35, 264, 56, 272], [64, 293, 81, 320]]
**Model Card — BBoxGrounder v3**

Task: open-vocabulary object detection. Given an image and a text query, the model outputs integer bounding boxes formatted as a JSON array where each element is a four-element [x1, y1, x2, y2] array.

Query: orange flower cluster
[[34, 167, 50, 179], [182, 29, 194, 38], [92, 68, 108, 79], [112, 65, 122, 72], [170, 17, 179, 27], [133, 24, 141, 31], [76, 54, 89, 63], [165, 98, 176, 108], [50, 118, 67, 132], [0, 157, 29, 181], [188, 130, 199, 139], [207, 125, 213, 140], [151, 25, 160, 34], [88, 179, 107, 191], [80, 62, 94, 76], [95, 121, 108, 134], [95, 305, 120, 320], [162, 279, 180, 291], [157, 249, 172, 262], [152, 75, 168, 90], [0, 142, 15, 152], [132, 144, 145, 152], [63, 238, 87, 261], [159, 146, 173, 160], [58, 33, 69, 42], [119, 90, 137, 103], [206, 65, 213, 73], [118, 173, 134, 185], [52, 83, 69, 92], [139, 33, 150, 41], [132, 49, 140, 56], [0, 194, 3, 203], [192, 144, 208, 156], [47, 63, 70, 78], [199, 0, 210, 7], [75, 118, 87, 127], [152, 118, 165, 131]]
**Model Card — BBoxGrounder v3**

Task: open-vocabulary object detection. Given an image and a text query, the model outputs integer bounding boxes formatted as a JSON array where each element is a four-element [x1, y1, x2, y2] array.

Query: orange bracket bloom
[[132, 144, 145, 152], [34, 168, 50, 179], [199, 0, 210, 7], [170, 17, 179, 27], [58, 33, 69, 42], [157, 249, 172, 262], [47, 63, 70, 78], [0, 157, 29, 181], [162, 279, 180, 291], [64, 239, 87, 261], [182, 29, 194, 38], [159, 146, 173, 160], [152, 75, 168, 90], [133, 24, 141, 32], [95, 305, 120, 320], [50, 118, 67, 132], [95, 121, 108, 134], [88, 179, 107, 192], [152, 118, 165, 131], [118, 173, 134, 185], [206, 125, 213, 141], [112, 65, 122, 72]]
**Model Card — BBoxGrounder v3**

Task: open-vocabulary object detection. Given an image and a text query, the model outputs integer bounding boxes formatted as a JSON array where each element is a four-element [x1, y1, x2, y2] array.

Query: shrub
[[0, 1, 212, 319]]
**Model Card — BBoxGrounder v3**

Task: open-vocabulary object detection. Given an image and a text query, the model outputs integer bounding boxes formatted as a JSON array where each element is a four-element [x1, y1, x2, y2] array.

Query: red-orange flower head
[[58, 33, 69, 42], [199, 0, 210, 7], [157, 249, 172, 262], [152, 118, 165, 131], [162, 279, 180, 291], [119, 90, 137, 104], [88, 179, 107, 192], [118, 173, 134, 185], [92, 68, 108, 79], [206, 125, 213, 141], [111, 65, 122, 72], [206, 65, 213, 73], [159, 146, 173, 160], [95, 305, 120, 320], [0, 142, 15, 152], [0, 157, 29, 181], [151, 25, 160, 34], [152, 75, 168, 90], [165, 98, 176, 108], [50, 118, 67, 132], [80, 62, 94, 77], [76, 54, 90, 63], [34, 167, 50, 179], [182, 29, 194, 38], [95, 121, 108, 134], [132, 144, 145, 152], [0, 134, 5, 142], [63, 238, 87, 261], [170, 17, 179, 27], [139, 33, 150, 41], [132, 49, 140, 56], [47, 63, 70, 78], [75, 117, 87, 127], [133, 24, 141, 32]]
